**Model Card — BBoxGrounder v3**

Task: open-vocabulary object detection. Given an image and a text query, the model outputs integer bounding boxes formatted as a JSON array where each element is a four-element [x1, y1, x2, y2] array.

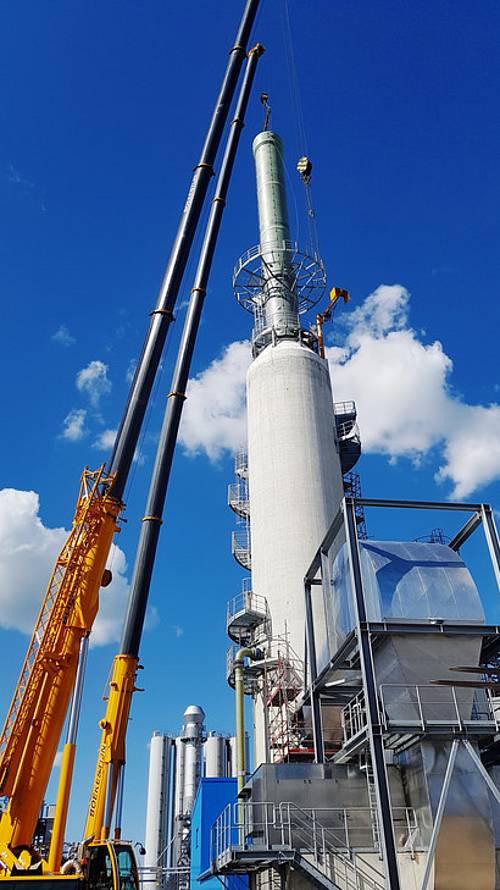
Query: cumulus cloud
[[179, 340, 251, 460], [178, 285, 500, 499], [0, 488, 130, 646], [76, 360, 111, 406], [326, 284, 500, 498], [61, 408, 87, 442], [93, 428, 117, 451], [93, 428, 145, 466], [52, 324, 75, 347]]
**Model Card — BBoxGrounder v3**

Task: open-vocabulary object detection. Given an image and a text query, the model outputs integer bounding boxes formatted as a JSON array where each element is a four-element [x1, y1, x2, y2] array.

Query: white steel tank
[[144, 732, 173, 874], [204, 733, 226, 778]]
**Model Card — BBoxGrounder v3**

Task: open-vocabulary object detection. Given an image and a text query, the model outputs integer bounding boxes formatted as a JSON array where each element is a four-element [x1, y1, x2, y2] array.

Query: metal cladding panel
[[247, 340, 344, 667], [190, 778, 246, 890], [422, 741, 495, 890], [323, 539, 485, 668]]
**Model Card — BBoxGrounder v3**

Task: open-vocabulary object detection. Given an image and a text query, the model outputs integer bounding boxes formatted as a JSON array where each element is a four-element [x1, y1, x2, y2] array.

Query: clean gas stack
[[228, 129, 356, 765]]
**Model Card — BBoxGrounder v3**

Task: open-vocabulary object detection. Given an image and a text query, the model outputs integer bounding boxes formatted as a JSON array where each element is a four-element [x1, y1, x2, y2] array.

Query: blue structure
[[190, 778, 247, 890]]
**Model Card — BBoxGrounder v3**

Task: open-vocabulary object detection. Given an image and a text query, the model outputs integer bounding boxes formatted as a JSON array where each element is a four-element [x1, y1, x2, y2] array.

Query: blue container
[[190, 778, 248, 890]]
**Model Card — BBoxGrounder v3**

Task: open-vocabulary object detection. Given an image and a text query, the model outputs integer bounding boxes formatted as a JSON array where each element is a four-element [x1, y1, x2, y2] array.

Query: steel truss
[[303, 495, 500, 890]]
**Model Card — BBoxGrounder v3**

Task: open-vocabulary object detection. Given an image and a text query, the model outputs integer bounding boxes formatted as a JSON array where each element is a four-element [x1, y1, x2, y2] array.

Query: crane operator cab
[[85, 841, 139, 890]]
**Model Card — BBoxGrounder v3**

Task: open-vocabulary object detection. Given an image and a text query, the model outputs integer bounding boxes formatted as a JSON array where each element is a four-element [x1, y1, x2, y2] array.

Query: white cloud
[[0, 488, 130, 646], [125, 358, 137, 385], [179, 340, 251, 460], [178, 285, 500, 499], [53, 751, 63, 769], [93, 428, 117, 451], [93, 428, 145, 466], [61, 408, 87, 442], [52, 324, 75, 347], [326, 284, 500, 498], [172, 625, 184, 638], [76, 360, 111, 406]]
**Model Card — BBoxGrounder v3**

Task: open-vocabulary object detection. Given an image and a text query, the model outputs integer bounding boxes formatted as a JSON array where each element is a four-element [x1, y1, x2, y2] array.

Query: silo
[[144, 732, 173, 877], [204, 733, 226, 778]]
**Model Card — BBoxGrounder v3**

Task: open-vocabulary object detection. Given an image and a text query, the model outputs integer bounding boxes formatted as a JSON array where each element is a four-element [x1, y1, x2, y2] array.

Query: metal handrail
[[379, 683, 499, 731], [210, 799, 418, 886]]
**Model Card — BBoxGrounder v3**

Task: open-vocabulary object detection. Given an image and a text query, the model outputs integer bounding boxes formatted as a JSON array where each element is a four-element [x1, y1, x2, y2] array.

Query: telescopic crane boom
[[0, 1, 260, 884], [83, 41, 263, 848]]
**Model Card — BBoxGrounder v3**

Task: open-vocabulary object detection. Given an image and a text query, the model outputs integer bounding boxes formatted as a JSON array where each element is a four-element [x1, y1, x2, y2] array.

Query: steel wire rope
[[280, 0, 321, 257]]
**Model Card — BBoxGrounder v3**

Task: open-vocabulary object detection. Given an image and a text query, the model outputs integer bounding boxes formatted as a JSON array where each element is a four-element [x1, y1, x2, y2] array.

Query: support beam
[[449, 512, 482, 551], [420, 740, 459, 890], [482, 505, 500, 590], [343, 497, 401, 890]]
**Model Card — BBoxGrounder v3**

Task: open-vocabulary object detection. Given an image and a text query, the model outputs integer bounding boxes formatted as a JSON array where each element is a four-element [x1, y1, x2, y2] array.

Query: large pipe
[[120, 43, 264, 657], [233, 647, 262, 840], [108, 0, 261, 502], [252, 131, 298, 336]]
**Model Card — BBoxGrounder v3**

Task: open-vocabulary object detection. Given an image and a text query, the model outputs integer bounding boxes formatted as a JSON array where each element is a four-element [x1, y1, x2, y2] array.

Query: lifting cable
[[281, 0, 320, 258]]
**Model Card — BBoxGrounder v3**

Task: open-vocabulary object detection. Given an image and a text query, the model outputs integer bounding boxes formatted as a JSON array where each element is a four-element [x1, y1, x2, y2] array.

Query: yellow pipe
[[48, 743, 76, 873], [233, 647, 262, 842]]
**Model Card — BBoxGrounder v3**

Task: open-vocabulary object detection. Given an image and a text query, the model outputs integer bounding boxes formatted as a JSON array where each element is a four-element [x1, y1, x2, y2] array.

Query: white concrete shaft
[[144, 733, 171, 871], [247, 339, 344, 671]]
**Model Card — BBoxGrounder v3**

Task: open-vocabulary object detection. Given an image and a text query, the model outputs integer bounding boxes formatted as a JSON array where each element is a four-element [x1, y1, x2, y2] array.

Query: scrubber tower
[[231, 129, 347, 764]]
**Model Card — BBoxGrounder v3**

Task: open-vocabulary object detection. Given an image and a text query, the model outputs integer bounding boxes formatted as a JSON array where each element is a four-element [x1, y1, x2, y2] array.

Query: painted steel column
[[48, 635, 89, 873], [108, 0, 261, 501], [305, 581, 324, 764], [343, 497, 401, 890]]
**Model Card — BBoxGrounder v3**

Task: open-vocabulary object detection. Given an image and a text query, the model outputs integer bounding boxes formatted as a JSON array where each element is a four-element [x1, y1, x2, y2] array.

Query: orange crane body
[[0, 467, 120, 869]]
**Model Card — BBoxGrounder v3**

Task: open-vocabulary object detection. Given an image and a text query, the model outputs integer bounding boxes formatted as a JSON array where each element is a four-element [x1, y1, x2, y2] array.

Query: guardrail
[[379, 683, 499, 732]]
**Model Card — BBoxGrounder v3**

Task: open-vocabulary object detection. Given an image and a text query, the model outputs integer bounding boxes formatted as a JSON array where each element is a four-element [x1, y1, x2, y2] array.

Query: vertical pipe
[[48, 635, 89, 873], [252, 131, 298, 335], [119, 44, 264, 658], [108, 0, 261, 501]]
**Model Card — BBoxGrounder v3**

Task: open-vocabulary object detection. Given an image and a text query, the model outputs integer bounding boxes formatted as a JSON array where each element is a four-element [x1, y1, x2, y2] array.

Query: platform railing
[[379, 683, 499, 732], [210, 799, 418, 889]]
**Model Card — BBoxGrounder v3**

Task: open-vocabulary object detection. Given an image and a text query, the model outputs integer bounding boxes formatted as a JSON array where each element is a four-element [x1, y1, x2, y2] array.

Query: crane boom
[[83, 39, 264, 847], [0, 467, 119, 866], [0, 0, 260, 880]]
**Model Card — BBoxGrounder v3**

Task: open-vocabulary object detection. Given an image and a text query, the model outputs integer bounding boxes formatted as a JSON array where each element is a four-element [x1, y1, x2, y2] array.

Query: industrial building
[[198, 123, 500, 890], [143, 706, 248, 889]]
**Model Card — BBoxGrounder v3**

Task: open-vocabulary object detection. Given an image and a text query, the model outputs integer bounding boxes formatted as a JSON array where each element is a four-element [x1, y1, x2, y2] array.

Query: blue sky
[[0, 0, 499, 848]]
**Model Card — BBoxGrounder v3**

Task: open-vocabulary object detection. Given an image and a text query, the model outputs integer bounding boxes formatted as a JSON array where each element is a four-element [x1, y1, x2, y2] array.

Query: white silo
[[144, 732, 173, 878], [204, 733, 226, 778]]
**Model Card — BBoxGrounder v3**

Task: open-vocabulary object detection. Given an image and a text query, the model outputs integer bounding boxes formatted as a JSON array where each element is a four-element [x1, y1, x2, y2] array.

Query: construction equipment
[[0, 1, 261, 886], [316, 287, 349, 358]]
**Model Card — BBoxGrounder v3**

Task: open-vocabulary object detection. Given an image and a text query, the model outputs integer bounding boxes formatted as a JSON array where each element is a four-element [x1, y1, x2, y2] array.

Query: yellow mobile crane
[[0, 2, 260, 887]]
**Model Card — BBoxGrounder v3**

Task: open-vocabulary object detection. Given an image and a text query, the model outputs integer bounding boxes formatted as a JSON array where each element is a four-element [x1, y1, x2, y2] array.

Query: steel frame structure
[[303, 495, 500, 890]]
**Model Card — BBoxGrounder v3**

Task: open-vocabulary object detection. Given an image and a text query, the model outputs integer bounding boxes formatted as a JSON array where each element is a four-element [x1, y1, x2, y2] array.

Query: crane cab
[[85, 841, 139, 890]]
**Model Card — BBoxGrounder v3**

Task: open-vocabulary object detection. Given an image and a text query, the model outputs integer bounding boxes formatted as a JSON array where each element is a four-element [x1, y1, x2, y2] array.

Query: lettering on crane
[[88, 743, 106, 818]]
